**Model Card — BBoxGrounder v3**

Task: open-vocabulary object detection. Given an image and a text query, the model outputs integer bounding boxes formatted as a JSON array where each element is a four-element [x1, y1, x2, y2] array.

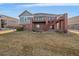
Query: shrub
[[32, 28, 43, 32], [16, 27, 24, 31]]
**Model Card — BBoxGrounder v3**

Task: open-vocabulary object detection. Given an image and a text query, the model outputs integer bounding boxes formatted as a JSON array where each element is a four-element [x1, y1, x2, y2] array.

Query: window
[[36, 24, 40, 28], [25, 17, 27, 22], [48, 17, 52, 20], [20, 17, 23, 23], [38, 17, 40, 21], [20, 16, 32, 24], [26, 19, 30, 24], [50, 26, 52, 29], [48, 17, 55, 21], [36, 17, 44, 21], [41, 17, 44, 21], [40, 17, 42, 21], [25, 17, 31, 24]]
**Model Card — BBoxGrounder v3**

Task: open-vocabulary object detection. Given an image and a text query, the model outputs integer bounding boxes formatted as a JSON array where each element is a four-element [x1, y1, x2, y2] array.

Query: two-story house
[[19, 10, 68, 32]]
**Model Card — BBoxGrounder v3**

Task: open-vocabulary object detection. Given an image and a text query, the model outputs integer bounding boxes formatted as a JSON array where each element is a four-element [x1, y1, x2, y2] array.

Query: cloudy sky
[[0, 3, 79, 18]]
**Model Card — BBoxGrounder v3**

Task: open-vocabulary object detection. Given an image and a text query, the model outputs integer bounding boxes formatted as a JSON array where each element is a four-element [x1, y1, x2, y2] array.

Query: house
[[0, 15, 19, 28], [19, 10, 68, 32], [68, 16, 79, 30]]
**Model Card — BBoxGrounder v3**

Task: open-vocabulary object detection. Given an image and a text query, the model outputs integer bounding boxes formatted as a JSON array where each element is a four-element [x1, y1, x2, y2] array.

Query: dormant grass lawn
[[0, 31, 79, 56]]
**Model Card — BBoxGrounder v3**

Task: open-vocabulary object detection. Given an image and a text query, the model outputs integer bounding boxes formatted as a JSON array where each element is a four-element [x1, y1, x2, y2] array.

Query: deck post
[[59, 21, 62, 31], [63, 13, 68, 33], [45, 16, 48, 31], [54, 23, 57, 31]]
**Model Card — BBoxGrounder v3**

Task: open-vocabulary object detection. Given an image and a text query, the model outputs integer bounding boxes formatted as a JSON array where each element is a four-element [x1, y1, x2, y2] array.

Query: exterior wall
[[0, 17, 19, 28], [68, 24, 79, 30], [6, 19, 19, 27], [23, 24, 32, 31], [0, 19, 7, 28]]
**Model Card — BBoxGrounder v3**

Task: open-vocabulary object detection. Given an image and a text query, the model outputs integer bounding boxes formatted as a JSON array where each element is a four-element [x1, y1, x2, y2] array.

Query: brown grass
[[0, 31, 79, 56]]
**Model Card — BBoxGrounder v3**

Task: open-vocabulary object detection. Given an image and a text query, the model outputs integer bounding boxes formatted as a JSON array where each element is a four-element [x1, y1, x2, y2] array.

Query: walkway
[[68, 29, 79, 35], [0, 29, 16, 34]]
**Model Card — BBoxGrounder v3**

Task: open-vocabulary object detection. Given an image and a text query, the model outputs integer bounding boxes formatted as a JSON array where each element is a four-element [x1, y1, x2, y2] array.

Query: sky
[[0, 3, 79, 18]]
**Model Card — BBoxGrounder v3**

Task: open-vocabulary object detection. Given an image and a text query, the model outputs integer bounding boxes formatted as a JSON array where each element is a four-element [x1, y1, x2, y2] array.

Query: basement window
[[36, 24, 40, 28], [50, 26, 52, 29]]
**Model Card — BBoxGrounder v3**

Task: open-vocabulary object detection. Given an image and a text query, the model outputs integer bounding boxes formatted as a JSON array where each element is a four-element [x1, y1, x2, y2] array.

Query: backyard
[[0, 31, 79, 56]]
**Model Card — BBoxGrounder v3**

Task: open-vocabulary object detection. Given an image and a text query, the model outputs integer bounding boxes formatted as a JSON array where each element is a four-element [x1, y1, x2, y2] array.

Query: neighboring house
[[68, 16, 79, 30], [0, 15, 19, 28], [19, 10, 68, 32]]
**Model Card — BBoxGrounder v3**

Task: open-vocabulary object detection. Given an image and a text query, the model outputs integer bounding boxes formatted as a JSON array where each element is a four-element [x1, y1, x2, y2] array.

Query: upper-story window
[[26, 17, 31, 24], [20, 16, 33, 24], [48, 17, 52, 20], [25, 17, 27, 22], [35, 16, 44, 21], [39, 17, 44, 21], [48, 17, 55, 21], [20, 16, 25, 23]]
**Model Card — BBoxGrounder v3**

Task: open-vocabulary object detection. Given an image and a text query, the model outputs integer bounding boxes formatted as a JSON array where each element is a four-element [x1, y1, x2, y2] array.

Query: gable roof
[[19, 10, 64, 17], [19, 10, 32, 17], [33, 13, 59, 17]]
